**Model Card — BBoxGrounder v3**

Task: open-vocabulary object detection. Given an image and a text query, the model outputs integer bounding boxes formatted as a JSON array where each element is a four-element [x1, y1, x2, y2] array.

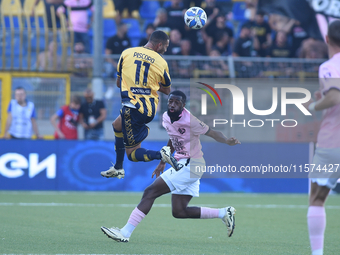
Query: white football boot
[[222, 206, 236, 237], [101, 226, 129, 242], [160, 146, 180, 171], [100, 163, 125, 179]]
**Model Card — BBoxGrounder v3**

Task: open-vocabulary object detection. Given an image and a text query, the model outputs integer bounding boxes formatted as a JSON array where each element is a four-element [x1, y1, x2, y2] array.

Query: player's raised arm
[[205, 129, 241, 146]]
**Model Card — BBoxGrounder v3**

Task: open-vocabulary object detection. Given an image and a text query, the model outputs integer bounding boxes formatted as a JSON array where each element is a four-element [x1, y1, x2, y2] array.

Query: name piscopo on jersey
[[133, 52, 155, 63]]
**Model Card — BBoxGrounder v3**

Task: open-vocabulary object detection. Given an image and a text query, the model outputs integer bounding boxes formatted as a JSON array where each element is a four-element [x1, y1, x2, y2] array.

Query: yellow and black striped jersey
[[117, 46, 171, 117]]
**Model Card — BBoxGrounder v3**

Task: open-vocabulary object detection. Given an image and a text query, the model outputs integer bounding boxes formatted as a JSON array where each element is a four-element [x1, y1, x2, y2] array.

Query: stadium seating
[[122, 18, 141, 47], [232, 1, 247, 22], [139, 1, 160, 20]]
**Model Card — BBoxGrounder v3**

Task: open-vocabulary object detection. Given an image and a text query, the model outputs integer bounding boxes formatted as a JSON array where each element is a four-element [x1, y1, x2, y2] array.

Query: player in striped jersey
[[101, 30, 180, 180]]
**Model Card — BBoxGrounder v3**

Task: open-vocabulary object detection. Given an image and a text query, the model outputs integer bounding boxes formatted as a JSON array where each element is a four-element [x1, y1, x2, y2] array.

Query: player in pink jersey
[[101, 90, 241, 242], [306, 20, 340, 255]]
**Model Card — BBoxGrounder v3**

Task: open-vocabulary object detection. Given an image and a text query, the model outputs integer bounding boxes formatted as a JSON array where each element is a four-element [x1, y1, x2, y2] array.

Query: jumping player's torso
[[118, 47, 171, 117]]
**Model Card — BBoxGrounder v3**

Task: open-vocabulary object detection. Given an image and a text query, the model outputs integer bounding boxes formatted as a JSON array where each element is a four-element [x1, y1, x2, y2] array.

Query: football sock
[[114, 128, 125, 169], [121, 207, 146, 238], [307, 206, 325, 254], [218, 208, 226, 219], [200, 207, 219, 219], [128, 148, 162, 162]]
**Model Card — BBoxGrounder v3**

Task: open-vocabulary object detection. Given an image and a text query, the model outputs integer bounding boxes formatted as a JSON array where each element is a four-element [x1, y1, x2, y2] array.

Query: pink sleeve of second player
[[191, 115, 209, 136], [319, 63, 340, 95]]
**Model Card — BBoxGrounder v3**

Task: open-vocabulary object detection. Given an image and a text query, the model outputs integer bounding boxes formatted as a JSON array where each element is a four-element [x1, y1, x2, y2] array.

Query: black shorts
[[120, 106, 154, 148]]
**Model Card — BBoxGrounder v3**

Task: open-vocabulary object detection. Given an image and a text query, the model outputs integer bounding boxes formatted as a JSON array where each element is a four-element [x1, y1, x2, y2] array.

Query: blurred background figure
[[3, 87, 42, 139], [50, 95, 81, 139], [165, 0, 185, 36], [252, 10, 272, 57], [172, 39, 196, 78], [206, 13, 234, 55], [203, 49, 229, 77], [233, 23, 255, 57], [32, 0, 63, 28], [212, 31, 231, 56], [56, 0, 93, 53], [153, 8, 172, 35], [267, 31, 293, 58], [36, 41, 61, 71], [299, 38, 328, 59], [165, 29, 181, 55], [105, 23, 131, 71], [79, 89, 106, 140], [139, 24, 155, 46]]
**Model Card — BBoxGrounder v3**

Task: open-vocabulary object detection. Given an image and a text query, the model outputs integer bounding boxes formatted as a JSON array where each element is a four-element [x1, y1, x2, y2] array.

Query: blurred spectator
[[153, 8, 172, 35], [36, 41, 62, 71], [299, 38, 328, 59], [71, 42, 93, 77], [277, 19, 309, 58], [3, 87, 42, 139], [165, 0, 185, 36], [50, 95, 81, 139], [267, 31, 293, 58], [79, 89, 107, 140], [252, 10, 272, 57], [165, 29, 182, 55], [203, 0, 220, 27], [105, 23, 131, 70], [139, 24, 155, 46], [206, 13, 234, 55], [212, 32, 230, 56], [244, 0, 258, 21], [203, 49, 229, 77], [32, 0, 63, 28], [172, 39, 196, 78], [56, 0, 93, 53], [184, 25, 208, 55], [113, 0, 141, 21], [233, 23, 255, 57]]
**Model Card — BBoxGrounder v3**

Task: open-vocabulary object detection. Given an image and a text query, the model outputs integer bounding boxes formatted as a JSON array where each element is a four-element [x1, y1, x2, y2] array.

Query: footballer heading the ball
[[184, 7, 207, 30]]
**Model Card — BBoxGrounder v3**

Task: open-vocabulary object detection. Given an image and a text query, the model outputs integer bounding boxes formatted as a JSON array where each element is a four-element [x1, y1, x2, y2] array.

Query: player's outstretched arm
[[205, 128, 241, 146], [310, 88, 340, 111]]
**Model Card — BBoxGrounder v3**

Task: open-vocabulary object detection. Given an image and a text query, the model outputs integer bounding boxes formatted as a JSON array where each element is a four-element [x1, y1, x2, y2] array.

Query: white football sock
[[218, 208, 226, 219], [120, 222, 135, 238]]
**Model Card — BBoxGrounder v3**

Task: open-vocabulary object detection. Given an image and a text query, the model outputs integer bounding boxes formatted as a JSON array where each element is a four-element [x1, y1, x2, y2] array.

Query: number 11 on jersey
[[134, 60, 150, 86]]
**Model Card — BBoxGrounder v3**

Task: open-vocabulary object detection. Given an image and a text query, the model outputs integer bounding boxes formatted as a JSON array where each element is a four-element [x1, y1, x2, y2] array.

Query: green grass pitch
[[0, 191, 339, 255]]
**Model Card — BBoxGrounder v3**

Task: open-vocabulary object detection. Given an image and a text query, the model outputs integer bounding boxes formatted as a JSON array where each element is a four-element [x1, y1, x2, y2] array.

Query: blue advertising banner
[[0, 140, 309, 193]]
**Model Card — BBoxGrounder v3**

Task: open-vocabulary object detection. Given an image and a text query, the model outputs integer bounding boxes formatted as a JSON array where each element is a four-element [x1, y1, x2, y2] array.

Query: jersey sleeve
[[319, 63, 340, 95], [191, 115, 209, 136], [117, 54, 124, 78], [160, 64, 171, 88], [56, 108, 64, 118]]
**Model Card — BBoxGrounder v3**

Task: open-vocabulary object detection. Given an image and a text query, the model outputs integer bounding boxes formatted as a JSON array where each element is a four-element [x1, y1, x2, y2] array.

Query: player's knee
[[142, 185, 157, 199], [113, 120, 121, 131], [309, 193, 327, 206], [172, 209, 187, 219]]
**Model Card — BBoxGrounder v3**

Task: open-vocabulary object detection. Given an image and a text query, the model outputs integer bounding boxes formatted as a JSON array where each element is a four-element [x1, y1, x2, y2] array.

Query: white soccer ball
[[184, 7, 207, 30]]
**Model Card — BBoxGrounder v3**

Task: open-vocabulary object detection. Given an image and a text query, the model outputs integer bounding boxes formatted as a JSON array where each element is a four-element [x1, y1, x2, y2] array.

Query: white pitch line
[[0, 202, 339, 209]]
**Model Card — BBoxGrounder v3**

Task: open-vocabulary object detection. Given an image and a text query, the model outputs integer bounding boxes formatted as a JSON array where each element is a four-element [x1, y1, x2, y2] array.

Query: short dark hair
[[169, 90, 186, 104], [149, 30, 169, 45], [145, 24, 155, 31], [328, 20, 340, 47], [256, 10, 266, 16], [15, 86, 25, 91]]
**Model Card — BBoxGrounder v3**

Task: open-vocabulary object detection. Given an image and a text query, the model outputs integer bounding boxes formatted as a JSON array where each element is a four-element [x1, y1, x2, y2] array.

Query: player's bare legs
[[307, 181, 330, 255], [171, 194, 200, 218], [137, 177, 171, 214]]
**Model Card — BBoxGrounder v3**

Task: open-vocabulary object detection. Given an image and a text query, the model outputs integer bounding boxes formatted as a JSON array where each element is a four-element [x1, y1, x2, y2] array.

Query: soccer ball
[[184, 7, 207, 30]]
